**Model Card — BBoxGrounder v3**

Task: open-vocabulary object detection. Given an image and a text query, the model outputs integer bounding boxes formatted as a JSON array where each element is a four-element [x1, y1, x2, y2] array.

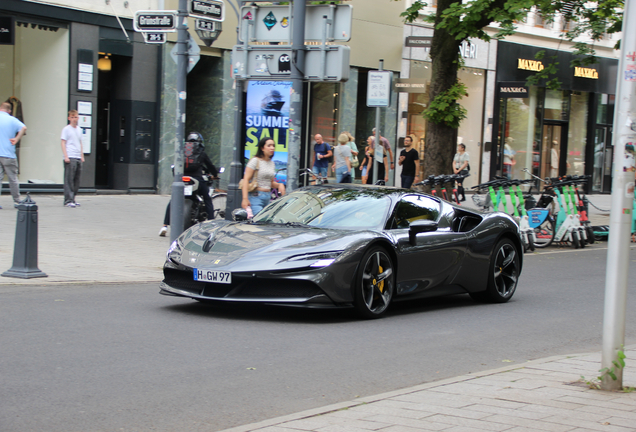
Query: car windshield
[[252, 187, 392, 229]]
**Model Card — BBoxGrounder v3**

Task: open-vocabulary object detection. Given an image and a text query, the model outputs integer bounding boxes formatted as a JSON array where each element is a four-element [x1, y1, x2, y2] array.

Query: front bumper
[[160, 266, 340, 307]]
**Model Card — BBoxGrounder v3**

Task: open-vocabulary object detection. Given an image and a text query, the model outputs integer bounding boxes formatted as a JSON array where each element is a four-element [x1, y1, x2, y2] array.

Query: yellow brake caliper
[[376, 266, 384, 293]]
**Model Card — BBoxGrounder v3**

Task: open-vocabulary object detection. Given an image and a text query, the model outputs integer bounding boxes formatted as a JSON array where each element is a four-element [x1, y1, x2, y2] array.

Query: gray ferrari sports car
[[160, 184, 523, 318]]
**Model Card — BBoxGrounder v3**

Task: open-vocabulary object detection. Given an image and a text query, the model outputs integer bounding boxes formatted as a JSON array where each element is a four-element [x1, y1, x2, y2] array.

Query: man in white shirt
[[0, 102, 27, 207], [61, 110, 84, 208]]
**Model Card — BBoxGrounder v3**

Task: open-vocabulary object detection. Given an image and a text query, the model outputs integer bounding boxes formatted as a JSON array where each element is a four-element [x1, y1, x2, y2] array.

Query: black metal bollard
[[2, 193, 47, 279]]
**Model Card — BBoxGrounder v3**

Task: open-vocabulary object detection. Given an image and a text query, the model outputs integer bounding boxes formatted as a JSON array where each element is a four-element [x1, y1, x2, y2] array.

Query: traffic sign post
[[367, 62, 393, 184]]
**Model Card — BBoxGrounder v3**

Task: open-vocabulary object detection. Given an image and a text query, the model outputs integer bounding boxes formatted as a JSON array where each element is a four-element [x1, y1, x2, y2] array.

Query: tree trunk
[[423, 0, 462, 181]]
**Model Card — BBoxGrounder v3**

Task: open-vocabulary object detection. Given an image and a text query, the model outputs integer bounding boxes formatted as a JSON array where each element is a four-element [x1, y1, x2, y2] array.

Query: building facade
[[1, 0, 162, 192]]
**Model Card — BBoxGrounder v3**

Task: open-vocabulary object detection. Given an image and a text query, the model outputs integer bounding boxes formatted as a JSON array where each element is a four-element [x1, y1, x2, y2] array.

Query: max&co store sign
[[0, 16, 14, 45], [498, 82, 529, 98], [517, 58, 599, 79]]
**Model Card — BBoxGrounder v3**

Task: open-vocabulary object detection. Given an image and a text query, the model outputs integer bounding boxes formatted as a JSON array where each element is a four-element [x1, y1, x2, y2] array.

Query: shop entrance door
[[540, 123, 567, 180], [592, 126, 613, 193]]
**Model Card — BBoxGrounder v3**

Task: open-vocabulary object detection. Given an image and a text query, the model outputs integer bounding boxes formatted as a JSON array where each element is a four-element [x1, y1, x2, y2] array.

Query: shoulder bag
[[239, 159, 260, 192]]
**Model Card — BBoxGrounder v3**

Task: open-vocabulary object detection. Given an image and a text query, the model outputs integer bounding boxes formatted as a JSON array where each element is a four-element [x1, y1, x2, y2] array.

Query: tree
[[394, 0, 623, 179]]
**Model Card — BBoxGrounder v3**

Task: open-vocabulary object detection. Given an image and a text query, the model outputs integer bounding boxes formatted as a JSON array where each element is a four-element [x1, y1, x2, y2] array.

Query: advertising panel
[[245, 80, 292, 183]]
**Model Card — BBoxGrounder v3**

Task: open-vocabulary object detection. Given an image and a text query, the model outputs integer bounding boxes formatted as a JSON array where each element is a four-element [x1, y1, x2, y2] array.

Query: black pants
[[457, 169, 469, 199], [163, 175, 214, 225], [367, 162, 386, 184]]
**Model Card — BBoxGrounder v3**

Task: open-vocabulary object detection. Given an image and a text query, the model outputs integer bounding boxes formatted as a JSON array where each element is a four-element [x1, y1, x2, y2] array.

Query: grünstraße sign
[[133, 11, 177, 32]]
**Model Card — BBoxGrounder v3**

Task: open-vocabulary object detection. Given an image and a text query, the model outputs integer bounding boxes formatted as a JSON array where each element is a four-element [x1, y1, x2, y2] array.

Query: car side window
[[391, 195, 440, 229]]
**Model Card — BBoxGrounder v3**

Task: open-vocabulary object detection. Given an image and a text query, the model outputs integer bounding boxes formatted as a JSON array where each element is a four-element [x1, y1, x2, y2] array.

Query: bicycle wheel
[[532, 217, 555, 248], [211, 193, 227, 220]]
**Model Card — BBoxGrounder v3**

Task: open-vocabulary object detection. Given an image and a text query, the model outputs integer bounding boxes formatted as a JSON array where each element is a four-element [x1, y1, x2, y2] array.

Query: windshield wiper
[[284, 221, 309, 228]]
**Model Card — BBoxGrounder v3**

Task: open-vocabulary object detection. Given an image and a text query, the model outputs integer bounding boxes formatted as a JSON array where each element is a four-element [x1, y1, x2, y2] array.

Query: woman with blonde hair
[[342, 131, 359, 179]]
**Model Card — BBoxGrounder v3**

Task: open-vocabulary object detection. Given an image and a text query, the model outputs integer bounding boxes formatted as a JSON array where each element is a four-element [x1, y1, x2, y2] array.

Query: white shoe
[[65, 202, 76, 208], [73, 201, 81, 207], [159, 226, 168, 237]]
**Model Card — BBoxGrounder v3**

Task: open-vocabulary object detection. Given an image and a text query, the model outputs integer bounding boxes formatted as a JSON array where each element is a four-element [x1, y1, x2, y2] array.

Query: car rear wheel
[[354, 247, 394, 319], [482, 238, 519, 303]]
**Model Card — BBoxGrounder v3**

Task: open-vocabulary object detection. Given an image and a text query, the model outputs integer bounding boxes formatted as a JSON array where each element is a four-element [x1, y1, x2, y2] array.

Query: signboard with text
[[367, 71, 393, 107], [133, 11, 177, 32], [189, 0, 225, 22], [0, 16, 14, 45]]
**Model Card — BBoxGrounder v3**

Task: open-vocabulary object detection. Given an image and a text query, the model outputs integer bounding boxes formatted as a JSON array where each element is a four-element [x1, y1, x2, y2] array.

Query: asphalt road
[[1, 244, 635, 432]]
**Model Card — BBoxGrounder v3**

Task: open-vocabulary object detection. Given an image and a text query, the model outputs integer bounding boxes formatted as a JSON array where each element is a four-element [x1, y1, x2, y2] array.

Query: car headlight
[[167, 237, 184, 260], [287, 251, 343, 268]]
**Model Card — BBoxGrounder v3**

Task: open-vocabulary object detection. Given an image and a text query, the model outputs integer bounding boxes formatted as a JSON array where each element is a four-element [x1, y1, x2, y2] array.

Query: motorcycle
[[181, 167, 224, 230]]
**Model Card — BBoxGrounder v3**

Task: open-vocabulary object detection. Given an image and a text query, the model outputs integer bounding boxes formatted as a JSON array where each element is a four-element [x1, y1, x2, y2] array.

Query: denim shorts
[[248, 191, 271, 215]]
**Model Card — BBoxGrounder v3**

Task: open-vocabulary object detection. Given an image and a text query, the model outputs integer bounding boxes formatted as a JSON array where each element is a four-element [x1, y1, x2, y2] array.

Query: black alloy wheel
[[484, 238, 520, 303], [354, 247, 394, 319]]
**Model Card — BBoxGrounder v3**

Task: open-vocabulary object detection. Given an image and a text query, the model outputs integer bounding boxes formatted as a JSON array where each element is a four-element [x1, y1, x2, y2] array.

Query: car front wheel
[[354, 247, 394, 319], [484, 238, 520, 303]]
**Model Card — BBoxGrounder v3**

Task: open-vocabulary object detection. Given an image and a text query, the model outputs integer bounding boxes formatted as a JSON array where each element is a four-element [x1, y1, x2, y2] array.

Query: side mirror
[[232, 208, 248, 221], [408, 220, 438, 245]]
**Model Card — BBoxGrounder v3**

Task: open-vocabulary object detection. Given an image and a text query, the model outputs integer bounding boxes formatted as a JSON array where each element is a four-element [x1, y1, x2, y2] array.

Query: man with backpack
[[159, 132, 218, 236]]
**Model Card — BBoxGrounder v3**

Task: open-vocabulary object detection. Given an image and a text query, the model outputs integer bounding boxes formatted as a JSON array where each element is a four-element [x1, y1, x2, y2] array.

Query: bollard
[[2, 193, 47, 279]]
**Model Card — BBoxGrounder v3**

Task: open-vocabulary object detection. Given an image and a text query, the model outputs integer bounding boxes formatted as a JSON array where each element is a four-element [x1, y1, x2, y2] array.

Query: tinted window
[[392, 195, 440, 229], [253, 187, 392, 229]]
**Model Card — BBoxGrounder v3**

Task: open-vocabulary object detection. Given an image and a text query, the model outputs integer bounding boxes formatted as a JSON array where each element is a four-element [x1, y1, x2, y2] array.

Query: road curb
[[217, 345, 636, 432]]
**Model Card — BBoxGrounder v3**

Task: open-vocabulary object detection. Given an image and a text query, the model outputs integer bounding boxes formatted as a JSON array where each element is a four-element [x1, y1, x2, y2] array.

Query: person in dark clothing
[[159, 132, 218, 236], [398, 135, 420, 188]]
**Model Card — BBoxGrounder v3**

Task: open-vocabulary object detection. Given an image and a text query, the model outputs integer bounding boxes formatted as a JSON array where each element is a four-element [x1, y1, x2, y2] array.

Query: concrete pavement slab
[[217, 347, 636, 432], [0, 194, 173, 285]]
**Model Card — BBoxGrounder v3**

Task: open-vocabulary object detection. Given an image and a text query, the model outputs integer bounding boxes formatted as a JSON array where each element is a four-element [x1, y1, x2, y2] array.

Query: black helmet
[[186, 132, 204, 145]]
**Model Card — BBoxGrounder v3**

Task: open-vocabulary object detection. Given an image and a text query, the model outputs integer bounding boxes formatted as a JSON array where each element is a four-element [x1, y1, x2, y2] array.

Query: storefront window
[[406, 62, 484, 187], [596, 93, 614, 125], [566, 91, 588, 176], [498, 86, 542, 180], [309, 82, 340, 146], [544, 89, 569, 121], [0, 23, 69, 184]]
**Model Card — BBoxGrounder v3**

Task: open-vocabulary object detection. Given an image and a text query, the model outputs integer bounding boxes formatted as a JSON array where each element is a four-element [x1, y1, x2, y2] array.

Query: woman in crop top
[[241, 137, 286, 215]]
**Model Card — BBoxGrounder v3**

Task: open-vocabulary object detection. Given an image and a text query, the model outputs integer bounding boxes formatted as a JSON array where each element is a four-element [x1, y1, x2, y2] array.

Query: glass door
[[540, 124, 564, 180], [592, 126, 613, 193]]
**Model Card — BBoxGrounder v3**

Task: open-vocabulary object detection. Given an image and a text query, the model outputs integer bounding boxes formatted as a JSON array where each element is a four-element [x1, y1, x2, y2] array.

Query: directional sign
[[239, 4, 352, 43], [134, 11, 177, 32], [143, 32, 167, 44], [189, 0, 225, 22]]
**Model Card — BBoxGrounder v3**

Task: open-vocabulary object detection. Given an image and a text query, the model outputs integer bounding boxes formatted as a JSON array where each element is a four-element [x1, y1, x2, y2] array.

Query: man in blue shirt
[[311, 133, 332, 181], [0, 102, 27, 208]]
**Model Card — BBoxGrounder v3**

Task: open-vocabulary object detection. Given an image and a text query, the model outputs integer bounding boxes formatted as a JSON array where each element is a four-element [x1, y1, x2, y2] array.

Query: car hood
[[177, 220, 373, 271]]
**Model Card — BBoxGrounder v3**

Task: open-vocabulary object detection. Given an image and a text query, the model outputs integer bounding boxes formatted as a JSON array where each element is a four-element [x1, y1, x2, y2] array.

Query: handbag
[[351, 155, 360, 169], [238, 159, 259, 192]]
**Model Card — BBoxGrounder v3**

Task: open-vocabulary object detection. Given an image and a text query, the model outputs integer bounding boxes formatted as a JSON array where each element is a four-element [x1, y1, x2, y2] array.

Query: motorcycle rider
[[159, 132, 218, 236]]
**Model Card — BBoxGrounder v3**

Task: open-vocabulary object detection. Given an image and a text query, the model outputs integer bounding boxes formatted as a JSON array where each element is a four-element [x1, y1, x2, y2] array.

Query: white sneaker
[[73, 201, 81, 207], [159, 226, 168, 237], [65, 202, 76, 208]]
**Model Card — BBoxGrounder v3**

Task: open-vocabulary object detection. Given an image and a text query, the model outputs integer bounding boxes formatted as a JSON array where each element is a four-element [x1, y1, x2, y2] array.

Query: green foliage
[[394, 0, 624, 95], [580, 347, 636, 392], [423, 81, 468, 128]]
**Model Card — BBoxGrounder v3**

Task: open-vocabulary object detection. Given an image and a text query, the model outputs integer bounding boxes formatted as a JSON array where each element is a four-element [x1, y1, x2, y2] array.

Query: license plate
[[184, 185, 193, 196], [194, 269, 231, 284]]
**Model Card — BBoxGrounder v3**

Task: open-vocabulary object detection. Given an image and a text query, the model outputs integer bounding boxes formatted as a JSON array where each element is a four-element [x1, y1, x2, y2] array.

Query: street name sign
[[133, 11, 177, 32], [189, 0, 225, 22], [239, 4, 352, 43]]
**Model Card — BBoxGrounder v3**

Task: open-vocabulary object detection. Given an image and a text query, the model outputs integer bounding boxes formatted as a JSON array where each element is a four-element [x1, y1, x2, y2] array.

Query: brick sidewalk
[[220, 347, 636, 432]]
